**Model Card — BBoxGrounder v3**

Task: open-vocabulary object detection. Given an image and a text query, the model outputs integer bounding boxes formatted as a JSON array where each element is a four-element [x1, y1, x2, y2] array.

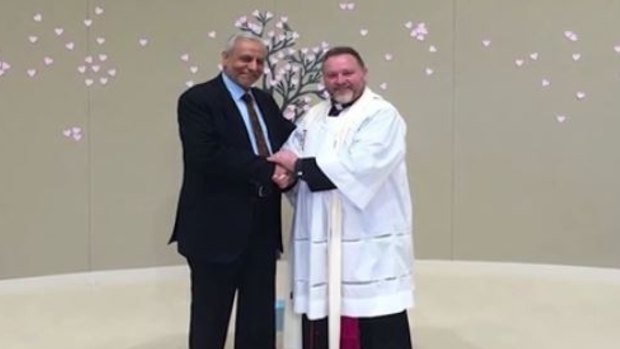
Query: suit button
[[257, 185, 272, 198]]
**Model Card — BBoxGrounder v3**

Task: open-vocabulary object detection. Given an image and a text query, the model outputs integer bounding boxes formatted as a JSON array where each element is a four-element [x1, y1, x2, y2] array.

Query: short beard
[[331, 89, 354, 104]]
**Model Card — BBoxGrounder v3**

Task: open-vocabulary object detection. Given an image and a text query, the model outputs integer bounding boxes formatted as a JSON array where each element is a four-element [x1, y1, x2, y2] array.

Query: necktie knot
[[242, 92, 253, 104]]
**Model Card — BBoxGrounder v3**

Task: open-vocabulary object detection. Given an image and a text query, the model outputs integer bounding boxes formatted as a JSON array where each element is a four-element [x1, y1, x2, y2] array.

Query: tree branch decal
[[235, 11, 329, 120]]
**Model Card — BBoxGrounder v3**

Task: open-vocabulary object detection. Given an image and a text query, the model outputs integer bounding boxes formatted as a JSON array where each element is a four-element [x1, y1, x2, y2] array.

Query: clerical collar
[[328, 99, 356, 117]]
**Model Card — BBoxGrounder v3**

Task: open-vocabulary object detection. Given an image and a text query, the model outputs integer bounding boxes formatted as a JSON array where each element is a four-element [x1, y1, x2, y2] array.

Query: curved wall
[[1, 0, 619, 279]]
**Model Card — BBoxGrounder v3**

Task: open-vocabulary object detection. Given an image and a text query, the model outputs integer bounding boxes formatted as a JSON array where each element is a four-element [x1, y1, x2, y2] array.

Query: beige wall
[[1, 0, 619, 279]]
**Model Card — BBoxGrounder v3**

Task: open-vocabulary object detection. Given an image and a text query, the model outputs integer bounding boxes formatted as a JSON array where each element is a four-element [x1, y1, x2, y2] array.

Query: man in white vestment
[[269, 46, 414, 349]]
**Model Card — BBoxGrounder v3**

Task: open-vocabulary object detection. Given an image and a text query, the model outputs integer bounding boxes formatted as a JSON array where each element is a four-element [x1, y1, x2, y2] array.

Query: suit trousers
[[186, 202, 278, 349]]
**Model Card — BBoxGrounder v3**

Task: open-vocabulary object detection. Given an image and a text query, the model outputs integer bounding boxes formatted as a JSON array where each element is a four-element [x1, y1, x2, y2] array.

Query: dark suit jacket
[[170, 75, 295, 263]]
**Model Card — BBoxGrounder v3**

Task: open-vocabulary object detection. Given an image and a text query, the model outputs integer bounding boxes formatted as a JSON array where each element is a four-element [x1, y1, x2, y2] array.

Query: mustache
[[331, 86, 354, 92]]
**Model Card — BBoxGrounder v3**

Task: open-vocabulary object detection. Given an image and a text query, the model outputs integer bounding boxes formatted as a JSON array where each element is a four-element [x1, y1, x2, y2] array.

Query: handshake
[[268, 149, 298, 189]]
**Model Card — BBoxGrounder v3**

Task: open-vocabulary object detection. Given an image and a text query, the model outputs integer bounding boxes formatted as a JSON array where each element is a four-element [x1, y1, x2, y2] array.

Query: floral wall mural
[[1, 1, 619, 279]]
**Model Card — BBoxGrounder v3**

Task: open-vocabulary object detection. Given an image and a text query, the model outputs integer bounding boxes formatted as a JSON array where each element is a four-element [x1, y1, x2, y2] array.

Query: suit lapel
[[214, 76, 255, 150]]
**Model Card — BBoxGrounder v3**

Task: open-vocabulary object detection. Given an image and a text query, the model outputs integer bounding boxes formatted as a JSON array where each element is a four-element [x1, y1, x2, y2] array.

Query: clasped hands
[[268, 149, 298, 189]]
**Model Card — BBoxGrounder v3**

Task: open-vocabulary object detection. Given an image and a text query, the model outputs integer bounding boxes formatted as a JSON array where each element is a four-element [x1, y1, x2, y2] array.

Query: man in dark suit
[[170, 33, 295, 349]]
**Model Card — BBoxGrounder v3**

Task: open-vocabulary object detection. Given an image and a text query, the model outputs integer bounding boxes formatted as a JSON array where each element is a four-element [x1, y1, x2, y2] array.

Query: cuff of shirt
[[297, 157, 336, 191]]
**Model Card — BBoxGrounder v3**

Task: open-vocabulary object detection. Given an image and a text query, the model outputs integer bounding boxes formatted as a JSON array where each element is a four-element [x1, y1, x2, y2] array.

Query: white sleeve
[[316, 106, 406, 209], [281, 127, 302, 156]]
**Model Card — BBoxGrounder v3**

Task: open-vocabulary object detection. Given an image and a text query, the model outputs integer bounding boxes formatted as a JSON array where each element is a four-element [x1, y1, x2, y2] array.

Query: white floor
[[1, 260, 619, 349]]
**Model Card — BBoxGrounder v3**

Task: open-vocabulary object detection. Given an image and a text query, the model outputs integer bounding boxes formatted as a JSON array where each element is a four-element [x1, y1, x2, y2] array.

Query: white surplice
[[284, 88, 415, 327]]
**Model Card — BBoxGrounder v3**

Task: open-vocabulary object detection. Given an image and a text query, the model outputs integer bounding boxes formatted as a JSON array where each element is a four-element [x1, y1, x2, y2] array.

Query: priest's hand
[[272, 164, 293, 189], [268, 149, 298, 172]]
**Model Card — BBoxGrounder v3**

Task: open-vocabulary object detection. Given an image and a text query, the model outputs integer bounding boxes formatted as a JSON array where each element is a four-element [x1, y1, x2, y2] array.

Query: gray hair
[[223, 32, 266, 55]]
